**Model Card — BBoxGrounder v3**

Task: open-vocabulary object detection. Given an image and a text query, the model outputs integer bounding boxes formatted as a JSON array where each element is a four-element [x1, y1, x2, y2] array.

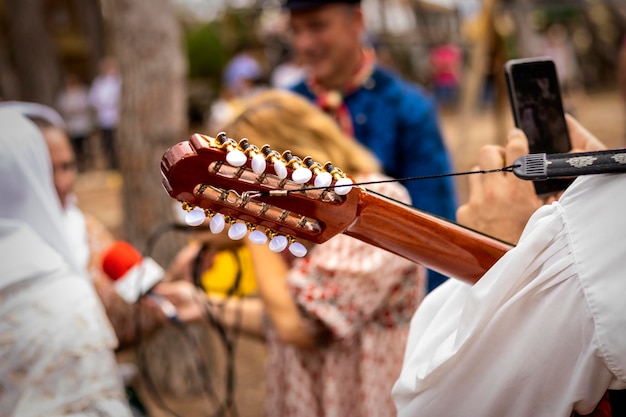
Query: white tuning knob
[[273, 159, 288, 179], [226, 149, 247, 167], [185, 207, 206, 227], [209, 213, 225, 234], [228, 222, 248, 240], [248, 230, 268, 245], [314, 171, 333, 188], [292, 167, 313, 184], [288, 241, 308, 257], [268, 235, 288, 252], [334, 177, 354, 195], [251, 154, 267, 175]]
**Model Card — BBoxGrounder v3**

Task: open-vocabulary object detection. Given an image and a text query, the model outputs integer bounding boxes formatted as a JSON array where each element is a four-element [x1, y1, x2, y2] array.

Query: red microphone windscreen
[[102, 241, 143, 281]]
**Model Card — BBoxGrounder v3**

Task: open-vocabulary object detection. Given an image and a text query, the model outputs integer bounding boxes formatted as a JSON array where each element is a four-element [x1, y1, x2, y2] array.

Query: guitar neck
[[345, 190, 514, 285]]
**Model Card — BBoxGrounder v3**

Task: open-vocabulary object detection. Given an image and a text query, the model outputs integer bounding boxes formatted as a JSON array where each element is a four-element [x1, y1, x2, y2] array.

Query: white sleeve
[[392, 188, 617, 417]]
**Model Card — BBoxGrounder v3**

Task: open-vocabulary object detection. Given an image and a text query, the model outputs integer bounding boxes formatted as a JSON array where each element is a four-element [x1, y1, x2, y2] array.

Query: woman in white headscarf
[[0, 108, 132, 417]]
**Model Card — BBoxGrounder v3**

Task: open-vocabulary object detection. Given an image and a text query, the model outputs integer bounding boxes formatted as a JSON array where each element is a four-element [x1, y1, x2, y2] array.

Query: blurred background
[[1, 0, 625, 254], [1, 0, 625, 415]]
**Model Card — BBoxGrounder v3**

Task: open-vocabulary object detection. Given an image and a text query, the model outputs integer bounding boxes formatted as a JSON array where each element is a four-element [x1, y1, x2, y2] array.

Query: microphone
[[513, 149, 626, 180], [102, 241, 178, 320]]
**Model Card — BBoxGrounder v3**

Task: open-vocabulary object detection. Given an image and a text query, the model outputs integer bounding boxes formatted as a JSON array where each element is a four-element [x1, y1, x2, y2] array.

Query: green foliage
[[185, 22, 225, 81], [184, 7, 263, 87], [221, 7, 262, 52]]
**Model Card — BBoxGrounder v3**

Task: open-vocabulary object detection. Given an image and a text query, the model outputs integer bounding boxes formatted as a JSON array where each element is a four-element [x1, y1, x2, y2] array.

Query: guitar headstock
[[161, 132, 361, 256]]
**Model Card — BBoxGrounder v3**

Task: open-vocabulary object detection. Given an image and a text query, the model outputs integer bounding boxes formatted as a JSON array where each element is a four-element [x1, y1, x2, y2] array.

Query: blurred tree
[[1, 0, 105, 101], [71, 0, 106, 78], [107, 0, 187, 265], [4, 0, 62, 105], [186, 22, 225, 82], [184, 22, 226, 126]]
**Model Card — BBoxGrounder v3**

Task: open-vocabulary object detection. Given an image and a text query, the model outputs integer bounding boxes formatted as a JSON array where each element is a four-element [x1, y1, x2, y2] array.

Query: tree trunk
[[107, 0, 187, 265], [459, 0, 511, 147], [0, 44, 20, 100], [4, 0, 61, 105], [72, 0, 106, 79]]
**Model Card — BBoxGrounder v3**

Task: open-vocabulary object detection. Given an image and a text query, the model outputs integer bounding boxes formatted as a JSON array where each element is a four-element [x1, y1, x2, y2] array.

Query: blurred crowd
[[2, 1, 626, 417]]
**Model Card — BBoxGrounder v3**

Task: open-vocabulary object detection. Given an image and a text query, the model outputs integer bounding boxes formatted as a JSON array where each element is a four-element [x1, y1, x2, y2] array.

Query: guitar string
[[252, 164, 520, 198]]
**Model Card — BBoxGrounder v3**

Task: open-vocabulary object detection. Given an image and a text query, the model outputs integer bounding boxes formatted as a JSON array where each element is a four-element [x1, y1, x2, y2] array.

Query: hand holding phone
[[504, 57, 574, 195]]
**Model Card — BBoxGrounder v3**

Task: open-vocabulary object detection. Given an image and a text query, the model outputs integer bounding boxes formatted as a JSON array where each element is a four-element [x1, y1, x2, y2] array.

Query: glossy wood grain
[[346, 191, 513, 284], [162, 136, 514, 285]]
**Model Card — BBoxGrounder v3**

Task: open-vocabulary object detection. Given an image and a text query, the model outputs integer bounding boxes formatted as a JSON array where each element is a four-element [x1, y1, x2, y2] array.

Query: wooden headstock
[[161, 132, 361, 247]]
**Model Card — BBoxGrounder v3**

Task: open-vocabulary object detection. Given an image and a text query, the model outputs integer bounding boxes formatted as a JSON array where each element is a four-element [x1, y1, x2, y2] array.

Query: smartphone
[[504, 57, 573, 196]]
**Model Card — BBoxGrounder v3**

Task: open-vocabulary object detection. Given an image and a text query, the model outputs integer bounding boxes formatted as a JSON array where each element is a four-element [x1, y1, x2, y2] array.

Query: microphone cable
[[191, 245, 245, 417], [132, 222, 241, 417]]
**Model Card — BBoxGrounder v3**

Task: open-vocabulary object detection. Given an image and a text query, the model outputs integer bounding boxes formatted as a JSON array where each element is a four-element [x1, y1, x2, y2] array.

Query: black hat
[[283, 0, 361, 11]]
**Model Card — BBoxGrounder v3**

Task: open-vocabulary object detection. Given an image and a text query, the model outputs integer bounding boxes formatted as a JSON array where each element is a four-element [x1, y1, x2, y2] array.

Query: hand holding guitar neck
[[161, 132, 513, 285]]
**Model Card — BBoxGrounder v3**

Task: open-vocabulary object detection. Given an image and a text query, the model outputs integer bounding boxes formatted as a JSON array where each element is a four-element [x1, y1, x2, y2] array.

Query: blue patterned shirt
[[292, 66, 458, 291]]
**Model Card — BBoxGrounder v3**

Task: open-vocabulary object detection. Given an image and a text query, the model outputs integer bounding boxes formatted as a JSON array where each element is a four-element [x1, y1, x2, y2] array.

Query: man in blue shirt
[[284, 0, 458, 291]]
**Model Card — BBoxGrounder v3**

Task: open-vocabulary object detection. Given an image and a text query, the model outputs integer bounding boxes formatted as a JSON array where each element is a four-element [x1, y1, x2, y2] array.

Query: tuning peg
[[268, 234, 289, 253], [303, 157, 333, 188], [324, 162, 354, 195], [288, 240, 308, 257], [239, 138, 267, 175], [228, 222, 248, 240], [334, 177, 354, 195], [248, 229, 268, 245], [261, 145, 288, 179], [314, 171, 333, 188], [216, 132, 247, 167], [283, 151, 312, 184], [185, 208, 206, 227], [182, 204, 207, 227], [227, 149, 247, 167], [209, 213, 226, 234]]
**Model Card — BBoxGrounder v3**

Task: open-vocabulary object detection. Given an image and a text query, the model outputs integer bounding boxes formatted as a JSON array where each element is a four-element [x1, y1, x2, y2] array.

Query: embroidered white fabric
[[0, 109, 131, 417]]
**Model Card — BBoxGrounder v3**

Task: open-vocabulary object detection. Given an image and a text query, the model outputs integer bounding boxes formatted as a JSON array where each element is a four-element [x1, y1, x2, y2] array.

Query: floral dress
[[264, 174, 426, 417]]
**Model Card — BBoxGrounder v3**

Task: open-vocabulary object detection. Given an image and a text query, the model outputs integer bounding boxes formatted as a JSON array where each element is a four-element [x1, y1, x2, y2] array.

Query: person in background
[[541, 23, 582, 115], [163, 207, 266, 416], [270, 45, 307, 90], [16, 102, 208, 415], [0, 108, 132, 417], [56, 73, 93, 172], [392, 115, 626, 417], [155, 89, 426, 417], [283, 0, 457, 291], [223, 45, 263, 98], [206, 46, 266, 134], [166, 215, 258, 298], [429, 40, 462, 110], [25, 114, 170, 349], [89, 56, 122, 170]]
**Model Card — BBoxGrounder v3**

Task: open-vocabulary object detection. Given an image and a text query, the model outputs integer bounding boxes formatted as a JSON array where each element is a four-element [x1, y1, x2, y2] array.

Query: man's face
[[288, 4, 364, 86]]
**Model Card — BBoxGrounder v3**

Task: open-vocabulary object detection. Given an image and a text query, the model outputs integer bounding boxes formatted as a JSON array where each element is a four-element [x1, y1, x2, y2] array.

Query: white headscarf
[[0, 108, 82, 281], [0, 100, 67, 130]]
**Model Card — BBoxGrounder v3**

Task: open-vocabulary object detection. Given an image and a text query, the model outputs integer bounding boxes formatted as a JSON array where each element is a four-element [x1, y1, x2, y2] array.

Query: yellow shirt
[[200, 245, 257, 297]]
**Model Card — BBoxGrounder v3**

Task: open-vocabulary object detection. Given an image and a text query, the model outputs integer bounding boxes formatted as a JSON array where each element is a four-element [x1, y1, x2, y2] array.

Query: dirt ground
[[74, 90, 624, 417]]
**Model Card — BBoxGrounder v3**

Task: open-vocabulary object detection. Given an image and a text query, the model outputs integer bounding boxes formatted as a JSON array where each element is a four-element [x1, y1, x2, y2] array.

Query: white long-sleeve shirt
[[393, 173, 626, 417], [89, 74, 121, 129]]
